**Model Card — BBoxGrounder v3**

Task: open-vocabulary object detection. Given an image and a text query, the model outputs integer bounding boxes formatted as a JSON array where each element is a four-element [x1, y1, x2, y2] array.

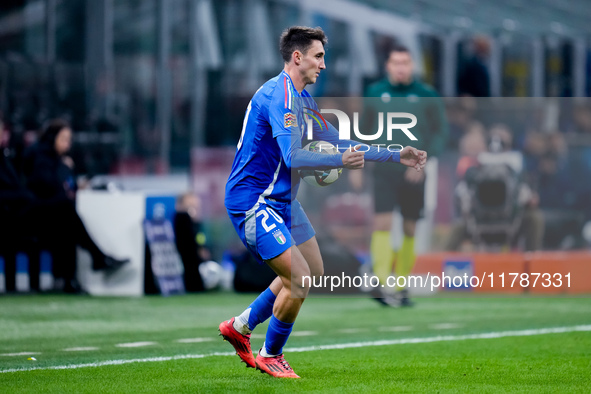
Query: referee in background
[[362, 43, 448, 306]]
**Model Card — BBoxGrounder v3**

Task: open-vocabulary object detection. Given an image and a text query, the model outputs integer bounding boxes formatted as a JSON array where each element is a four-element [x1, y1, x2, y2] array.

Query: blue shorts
[[227, 199, 315, 264]]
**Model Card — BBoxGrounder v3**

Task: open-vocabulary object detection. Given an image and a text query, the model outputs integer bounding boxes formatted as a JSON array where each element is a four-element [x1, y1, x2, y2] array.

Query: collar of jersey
[[281, 70, 302, 98]]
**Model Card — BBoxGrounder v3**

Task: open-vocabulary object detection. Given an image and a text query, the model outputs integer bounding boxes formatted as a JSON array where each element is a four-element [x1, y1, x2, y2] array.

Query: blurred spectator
[[570, 102, 591, 134], [488, 123, 513, 152], [22, 119, 128, 293], [173, 192, 210, 292], [523, 131, 587, 248], [524, 132, 571, 208], [456, 122, 487, 178], [446, 97, 478, 150], [445, 127, 485, 251], [0, 122, 36, 244], [446, 127, 544, 251], [458, 35, 491, 97], [1, 120, 46, 292], [24, 120, 78, 202]]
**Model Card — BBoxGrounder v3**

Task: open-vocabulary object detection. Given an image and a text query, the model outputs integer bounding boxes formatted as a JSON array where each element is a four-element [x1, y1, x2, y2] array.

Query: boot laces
[[277, 354, 293, 371]]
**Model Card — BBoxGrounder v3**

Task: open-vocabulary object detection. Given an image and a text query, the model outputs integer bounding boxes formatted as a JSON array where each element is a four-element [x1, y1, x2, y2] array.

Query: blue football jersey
[[225, 71, 307, 212], [225, 71, 400, 213]]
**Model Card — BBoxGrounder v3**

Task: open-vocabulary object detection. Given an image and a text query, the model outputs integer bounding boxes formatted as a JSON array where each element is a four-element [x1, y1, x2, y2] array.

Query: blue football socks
[[235, 287, 277, 334], [247, 287, 277, 331], [264, 314, 294, 356]]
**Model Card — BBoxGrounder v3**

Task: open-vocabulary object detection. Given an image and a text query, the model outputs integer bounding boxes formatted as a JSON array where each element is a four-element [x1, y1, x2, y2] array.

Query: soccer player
[[219, 26, 427, 378], [364, 44, 448, 307]]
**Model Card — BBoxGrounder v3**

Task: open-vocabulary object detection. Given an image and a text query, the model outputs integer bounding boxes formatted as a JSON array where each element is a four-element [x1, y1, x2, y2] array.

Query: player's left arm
[[313, 115, 402, 163], [322, 122, 427, 171], [400, 145, 427, 171], [307, 97, 426, 168], [275, 133, 344, 170]]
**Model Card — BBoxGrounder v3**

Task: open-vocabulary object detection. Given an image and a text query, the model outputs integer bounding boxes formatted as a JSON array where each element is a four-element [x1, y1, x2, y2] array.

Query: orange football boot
[[218, 317, 255, 368], [255, 350, 300, 378]]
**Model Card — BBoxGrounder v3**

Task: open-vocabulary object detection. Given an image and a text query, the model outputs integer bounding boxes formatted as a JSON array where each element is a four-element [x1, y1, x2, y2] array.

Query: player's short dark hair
[[279, 26, 327, 63]]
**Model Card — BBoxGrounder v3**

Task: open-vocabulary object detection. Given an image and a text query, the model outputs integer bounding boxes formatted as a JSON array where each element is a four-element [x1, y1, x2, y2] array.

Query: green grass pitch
[[1, 293, 590, 393]]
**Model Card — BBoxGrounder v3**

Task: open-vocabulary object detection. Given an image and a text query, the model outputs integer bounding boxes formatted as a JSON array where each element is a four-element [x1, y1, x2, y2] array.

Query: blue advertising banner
[[442, 259, 474, 290], [144, 196, 185, 296]]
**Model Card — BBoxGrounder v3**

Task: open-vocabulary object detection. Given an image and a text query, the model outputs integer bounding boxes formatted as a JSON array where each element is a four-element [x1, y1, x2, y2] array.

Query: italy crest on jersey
[[273, 229, 287, 245]]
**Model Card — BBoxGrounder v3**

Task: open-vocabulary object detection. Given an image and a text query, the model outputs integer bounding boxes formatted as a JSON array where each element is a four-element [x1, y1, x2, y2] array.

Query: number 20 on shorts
[[256, 207, 284, 232]]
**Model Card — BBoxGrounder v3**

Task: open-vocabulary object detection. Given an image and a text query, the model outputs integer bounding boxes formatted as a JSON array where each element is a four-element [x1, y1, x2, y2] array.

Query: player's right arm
[[268, 78, 347, 170]]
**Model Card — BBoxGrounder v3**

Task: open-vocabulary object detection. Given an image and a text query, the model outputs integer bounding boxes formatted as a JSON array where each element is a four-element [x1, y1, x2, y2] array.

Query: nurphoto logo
[[304, 107, 418, 142]]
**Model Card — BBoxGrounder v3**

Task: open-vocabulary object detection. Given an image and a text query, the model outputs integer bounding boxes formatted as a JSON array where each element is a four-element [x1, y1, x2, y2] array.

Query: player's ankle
[[259, 343, 279, 358], [233, 316, 252, 335]]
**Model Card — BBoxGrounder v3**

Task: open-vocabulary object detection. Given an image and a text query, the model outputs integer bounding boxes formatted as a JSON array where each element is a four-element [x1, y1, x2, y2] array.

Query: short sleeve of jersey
[[269, 75, 298, 138]]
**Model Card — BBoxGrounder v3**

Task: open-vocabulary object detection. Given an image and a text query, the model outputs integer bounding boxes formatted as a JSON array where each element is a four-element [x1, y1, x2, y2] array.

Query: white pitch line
[[378, 326, 413, 332], [290, 331, 318, 337], [338, 328, 370, 334], [0, 353, 233, 374], [430, 323, 462, 330], [286, 325, 591, 352], [115, 342, 156, 348], [250, 334, 266, 339], [2, 325, 590, 374], [0, 352, 41, 357], [63, 347, 99, 352], [176, 338, 214, 343]]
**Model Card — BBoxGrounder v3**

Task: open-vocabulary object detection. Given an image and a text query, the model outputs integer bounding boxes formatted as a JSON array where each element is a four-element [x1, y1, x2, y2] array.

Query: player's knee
[[310, 265, 324, 278], [291, 271, 312, 298], [292, 271, 311, 290], [290, 281, 310, 299]]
